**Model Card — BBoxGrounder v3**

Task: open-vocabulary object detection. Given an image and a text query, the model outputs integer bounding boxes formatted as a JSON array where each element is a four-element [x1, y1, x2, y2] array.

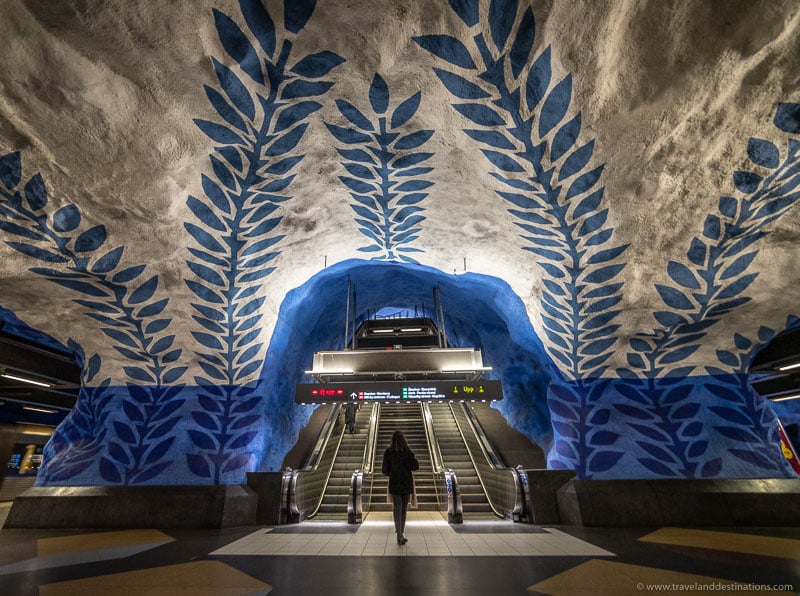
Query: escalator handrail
[[449, 402, 524, 520], [351, 403, 380, 521], [286, 403, 345, 521], [422, 402, 445, 474], [362, 403, 380, 475], [459, 401, 504, 469], [421, 402, 447, 510], [304, 403, 343, 470]]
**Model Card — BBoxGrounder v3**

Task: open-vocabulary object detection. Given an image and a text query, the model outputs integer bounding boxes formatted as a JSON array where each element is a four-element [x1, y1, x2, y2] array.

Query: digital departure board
[[295, 380, 502, 404]]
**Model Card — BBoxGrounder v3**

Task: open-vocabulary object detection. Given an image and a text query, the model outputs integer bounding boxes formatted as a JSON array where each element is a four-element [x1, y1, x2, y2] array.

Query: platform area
[[1, 510, 799, 594]]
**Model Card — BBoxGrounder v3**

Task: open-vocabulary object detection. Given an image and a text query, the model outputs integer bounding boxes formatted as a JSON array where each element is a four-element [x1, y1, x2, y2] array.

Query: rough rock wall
[[0, 0, 797, 484]]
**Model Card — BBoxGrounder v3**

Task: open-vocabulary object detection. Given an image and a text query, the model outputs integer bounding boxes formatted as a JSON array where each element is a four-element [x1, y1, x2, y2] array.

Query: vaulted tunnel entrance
[[259, 259, 554, 471]]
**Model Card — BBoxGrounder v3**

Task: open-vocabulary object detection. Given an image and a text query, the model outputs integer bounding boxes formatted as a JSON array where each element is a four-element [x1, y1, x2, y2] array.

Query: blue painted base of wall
[[546, 373, 796, 479]]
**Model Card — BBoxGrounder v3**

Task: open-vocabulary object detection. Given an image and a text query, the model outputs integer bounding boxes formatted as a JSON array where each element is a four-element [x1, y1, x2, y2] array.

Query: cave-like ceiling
[[1, 0, 798, 384], [0, 1, 799, 483]]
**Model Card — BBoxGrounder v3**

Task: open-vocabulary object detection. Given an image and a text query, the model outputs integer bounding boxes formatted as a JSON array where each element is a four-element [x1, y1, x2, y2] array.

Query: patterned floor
[[1, 508, 799, 595]]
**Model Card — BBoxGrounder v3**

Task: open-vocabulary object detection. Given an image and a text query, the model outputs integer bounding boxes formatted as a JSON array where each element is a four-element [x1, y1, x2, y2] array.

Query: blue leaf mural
[[0, 153, 187, 485], [326, 73, 435, 263], [416, 7, 628, 381], [607, 104, 800, 479], [416, 2, 629, 476], [184, 0, 342, 483]]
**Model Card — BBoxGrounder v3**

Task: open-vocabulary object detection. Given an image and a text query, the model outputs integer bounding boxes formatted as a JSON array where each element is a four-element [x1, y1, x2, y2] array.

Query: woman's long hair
[[389, 430, 408, 452]]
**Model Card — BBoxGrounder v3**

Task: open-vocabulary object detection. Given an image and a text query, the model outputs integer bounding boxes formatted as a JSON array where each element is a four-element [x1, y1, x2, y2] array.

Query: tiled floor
[[1, 508, 800, 595], [213, 512, 613, 557]]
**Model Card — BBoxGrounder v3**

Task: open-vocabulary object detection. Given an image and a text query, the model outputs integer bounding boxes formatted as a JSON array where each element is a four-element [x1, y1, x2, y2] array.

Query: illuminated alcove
[[258, 259, 553, 470]]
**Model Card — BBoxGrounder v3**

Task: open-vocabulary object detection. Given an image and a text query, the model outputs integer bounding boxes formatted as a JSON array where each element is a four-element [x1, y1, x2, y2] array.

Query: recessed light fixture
[[773, 394, 800, 402], [1, 373, 51, 388], [23, 405, 58, 414]]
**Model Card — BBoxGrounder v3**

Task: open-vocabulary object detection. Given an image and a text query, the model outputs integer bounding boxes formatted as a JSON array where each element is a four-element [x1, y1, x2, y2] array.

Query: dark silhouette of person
[[381, 430, 419, 545], [344, 402, 358, 434]]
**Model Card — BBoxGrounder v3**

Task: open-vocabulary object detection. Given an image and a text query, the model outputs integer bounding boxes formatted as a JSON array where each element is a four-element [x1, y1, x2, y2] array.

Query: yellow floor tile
[[639, 528, 800, 561], [39, 560, 271, 595], [528, 559, 783, 595], [38, 529, 174, 556]]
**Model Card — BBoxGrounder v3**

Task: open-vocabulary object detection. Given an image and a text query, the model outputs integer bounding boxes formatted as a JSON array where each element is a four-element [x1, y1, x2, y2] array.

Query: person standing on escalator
[[344, 402, 358, 434], [382, 430, 419, 545]]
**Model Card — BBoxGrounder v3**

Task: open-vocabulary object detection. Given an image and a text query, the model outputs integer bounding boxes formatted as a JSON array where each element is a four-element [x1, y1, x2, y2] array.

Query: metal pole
[[433, 288, 443, 348], [344, 279, 351, 350], [353, 290, 358, 349], [437, 285, 448, 348]]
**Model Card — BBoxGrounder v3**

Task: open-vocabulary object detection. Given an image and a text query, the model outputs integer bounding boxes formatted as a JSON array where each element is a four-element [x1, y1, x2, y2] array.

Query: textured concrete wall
[[0, 1, 797, 484]]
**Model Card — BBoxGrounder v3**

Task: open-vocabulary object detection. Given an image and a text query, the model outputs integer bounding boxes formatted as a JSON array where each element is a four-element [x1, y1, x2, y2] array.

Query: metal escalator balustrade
[[427, 402, 494, 516], [348, 403, 380, 523], [283, 404, 344, 522], [422, 402, 463, 523], [449, 402, 526, 521], [312, 403, 375, 520]]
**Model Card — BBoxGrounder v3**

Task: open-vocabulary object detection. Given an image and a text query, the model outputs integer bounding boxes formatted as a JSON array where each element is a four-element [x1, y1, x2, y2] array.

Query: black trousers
[[391, 492, 410, 534]]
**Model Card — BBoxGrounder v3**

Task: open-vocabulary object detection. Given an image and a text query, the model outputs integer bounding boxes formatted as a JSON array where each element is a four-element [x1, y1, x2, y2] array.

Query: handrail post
[[514, 467, 530, 523], [348, 470, 363, 524], [288, 469, 302, 523], [280, 467, 292, 524], [446, 468, 462, 524]]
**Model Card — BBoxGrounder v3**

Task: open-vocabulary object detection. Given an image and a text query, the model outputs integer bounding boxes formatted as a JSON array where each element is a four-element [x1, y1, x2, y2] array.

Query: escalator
[[286, 397, 530, 523], [427, 403, 493, 515], [312, 405, 372, 520], [366, 402, 439, 512]]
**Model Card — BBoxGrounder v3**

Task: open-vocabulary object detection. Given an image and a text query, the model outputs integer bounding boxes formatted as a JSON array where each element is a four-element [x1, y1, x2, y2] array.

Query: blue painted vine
[[604, 103, 800, 478], [325, 73, 434, 262], [0, 151, 186, 484], [184, 0, 344, 483], [415, 0, 630, 476]]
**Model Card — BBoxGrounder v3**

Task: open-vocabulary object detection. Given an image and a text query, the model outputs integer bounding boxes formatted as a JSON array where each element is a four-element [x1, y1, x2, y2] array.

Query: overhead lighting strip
[[23, 405, 58, 414], [777, 362, 800, 372], [773, 394, 800, 402], [1, 373, 51, 388]]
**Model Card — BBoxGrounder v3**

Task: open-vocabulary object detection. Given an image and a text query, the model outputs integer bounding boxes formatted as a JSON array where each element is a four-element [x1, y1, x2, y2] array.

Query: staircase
[[367, 402, 440, 512], [312, 405, 371, 520], [428, 403, 493, 514]]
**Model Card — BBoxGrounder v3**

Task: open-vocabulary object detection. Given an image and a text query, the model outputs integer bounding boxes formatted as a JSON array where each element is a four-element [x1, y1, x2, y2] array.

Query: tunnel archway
[[257, 259, 554, 471]]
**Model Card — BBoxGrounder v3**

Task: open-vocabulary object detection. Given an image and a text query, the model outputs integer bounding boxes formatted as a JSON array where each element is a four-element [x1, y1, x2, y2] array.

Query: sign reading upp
[[184, 0, 344, 483]]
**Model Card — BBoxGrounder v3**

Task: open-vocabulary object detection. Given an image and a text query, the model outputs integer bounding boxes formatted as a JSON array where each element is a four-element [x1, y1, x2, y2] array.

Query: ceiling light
[[400, 328, 422, 332], [1, 373, 51, 388], [773, 394, 800, 402], [777, 362, 800, 372], [23, 405, 58, 414]]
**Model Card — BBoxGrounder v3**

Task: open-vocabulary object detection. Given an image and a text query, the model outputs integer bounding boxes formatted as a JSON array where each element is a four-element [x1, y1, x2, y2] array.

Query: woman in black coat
[[382, 430, 419, 545]]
